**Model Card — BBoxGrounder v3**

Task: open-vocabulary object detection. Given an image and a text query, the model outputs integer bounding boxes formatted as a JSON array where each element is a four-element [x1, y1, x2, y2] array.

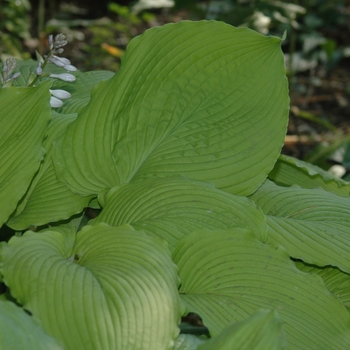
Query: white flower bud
[[48, 35, 54, 50], [64, 64, 77, 72], [49, 73, 76, 82], [11, 72, 20, 80], [53, 55, 71, 65], [48, 57, 65, 67], [55, 40, 68, 48], [50, 96, 63, 108], [50, 89, 71, 99], [35, 62, 43, 76]]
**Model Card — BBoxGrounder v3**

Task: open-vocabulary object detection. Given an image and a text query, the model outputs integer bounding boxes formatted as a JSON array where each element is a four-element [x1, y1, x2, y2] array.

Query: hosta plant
[[1, 20, 350, 350]]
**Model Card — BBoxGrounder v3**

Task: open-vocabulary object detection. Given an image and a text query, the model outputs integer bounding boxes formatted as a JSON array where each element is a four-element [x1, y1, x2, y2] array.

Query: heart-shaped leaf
[[54, 21, 289, 197], [173, 230, 350, 349], [1, 224, 182, 350], [91, 177, 267, 250]]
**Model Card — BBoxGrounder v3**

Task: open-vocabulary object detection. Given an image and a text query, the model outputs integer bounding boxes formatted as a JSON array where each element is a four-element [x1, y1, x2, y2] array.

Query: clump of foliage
[[0, 0, 32, 59], [1, 20, 350, 349]]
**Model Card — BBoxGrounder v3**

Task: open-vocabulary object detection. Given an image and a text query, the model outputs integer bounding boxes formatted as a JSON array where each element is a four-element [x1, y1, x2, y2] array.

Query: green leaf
[[250, 180, 350, 273], [0, 83, 51, 227], [173, 334, 205, 350], [173, 230, 350, 349], [0, 300, 63, 349], [91, 177, 267, 250], [1, 224, 182, 350], [295, 261, 350, 312], [54, 20, 289, 197], [6, 112, 92, 230], [198, 310, 286, 350], [268, 154, 350, 197]]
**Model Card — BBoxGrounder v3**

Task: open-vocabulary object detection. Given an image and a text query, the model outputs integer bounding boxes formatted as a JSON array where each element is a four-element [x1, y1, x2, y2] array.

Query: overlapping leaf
[[173, 230, 350, 349], [0, 82, 51, 226], [91, 177, 267, 249], [7, 112, 92, 230], [198, 310, 286, 350], [250, 180, 350, 273], [1, 224, 182, 350], [53, 20, 289, 197], [295, 261, 350, 312], [0, 300, 63, 349], [269, 154, 350, 197]]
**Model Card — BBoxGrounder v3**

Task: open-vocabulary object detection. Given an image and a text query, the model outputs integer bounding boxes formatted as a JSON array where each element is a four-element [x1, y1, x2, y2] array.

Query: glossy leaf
[[54, 21, 289, 197], [91, 177, 267, 250], [1, 224, 182, 350], [0, 82, 51, 226], [250, 180, 350, 273], [173, 230, 350, 349]]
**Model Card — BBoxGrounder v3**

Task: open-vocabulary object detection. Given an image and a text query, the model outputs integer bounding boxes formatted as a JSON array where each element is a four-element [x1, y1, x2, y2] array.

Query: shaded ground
[[285, 59, 350, 161]]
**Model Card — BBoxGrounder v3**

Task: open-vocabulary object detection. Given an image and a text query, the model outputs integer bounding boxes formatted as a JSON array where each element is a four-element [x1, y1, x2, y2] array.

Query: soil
[[285, 59, 350, 161]]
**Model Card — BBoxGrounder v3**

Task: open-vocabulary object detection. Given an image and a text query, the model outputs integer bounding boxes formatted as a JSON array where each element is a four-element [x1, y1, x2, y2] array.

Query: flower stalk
[[25, 33, 77, 108]]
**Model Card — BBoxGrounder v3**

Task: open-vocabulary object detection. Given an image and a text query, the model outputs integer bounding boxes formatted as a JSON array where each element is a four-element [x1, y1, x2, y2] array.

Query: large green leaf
[[91, 177, 267, 250], [268, 154, 350, 197], [198, 310, 286, 350], [6, 112, 92, 230], [1, 224, 182, 350], [250, 180, 350, 273], [0, 300, 63, 349], [54, 21, 289, 197], [173, 230, 350, 349], [0, 82, 51, 226]]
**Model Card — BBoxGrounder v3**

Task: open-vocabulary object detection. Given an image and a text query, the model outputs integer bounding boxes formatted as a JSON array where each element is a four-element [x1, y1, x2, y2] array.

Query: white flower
[[49, 73, 76, 82], [35, 62, 43, 76], [64, 64, 77, 72], [50, 96, 63, 108], [48, 56, 77, 72], [53, 56, 70, 65], [48, 57, 66, 67], [50, 89, 71, 99]]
